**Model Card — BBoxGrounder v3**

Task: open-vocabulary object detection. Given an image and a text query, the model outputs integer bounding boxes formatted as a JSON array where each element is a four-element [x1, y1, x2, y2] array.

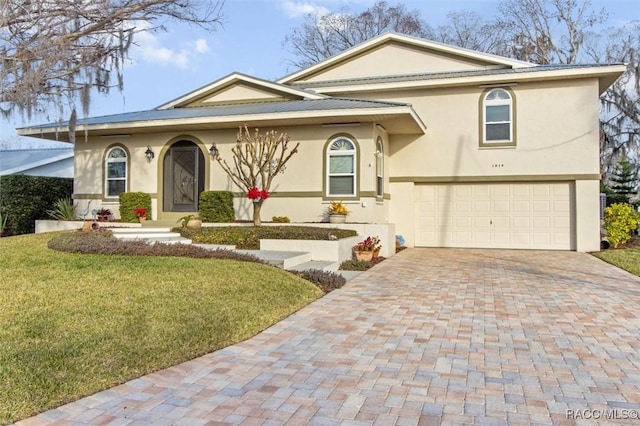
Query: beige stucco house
[[19, 33, 625, 251]]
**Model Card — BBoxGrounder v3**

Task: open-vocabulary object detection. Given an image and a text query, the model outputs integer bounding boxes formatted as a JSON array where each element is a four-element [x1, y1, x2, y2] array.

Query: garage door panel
[[415, 182, 573, 250]]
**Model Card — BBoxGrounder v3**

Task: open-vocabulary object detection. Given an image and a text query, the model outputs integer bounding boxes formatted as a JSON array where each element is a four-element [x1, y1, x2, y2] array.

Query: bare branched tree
[[216, 126, 300, 226], [0, 0, 224, 140], [432, 10, 507, 53], [585, 22, 640, 179], [495, 0, 607, 64], [283, 1, 432, 69]]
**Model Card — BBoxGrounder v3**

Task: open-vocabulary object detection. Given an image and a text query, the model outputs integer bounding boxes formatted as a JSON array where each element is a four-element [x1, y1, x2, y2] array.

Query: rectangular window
[[328, 155, 355, 195]]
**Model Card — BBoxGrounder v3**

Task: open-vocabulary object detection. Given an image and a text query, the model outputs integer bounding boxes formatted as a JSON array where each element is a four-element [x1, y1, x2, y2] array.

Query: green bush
[[177, 226, 358, 249], [604, 203, 640, 248], [48, 230, 265, 263], [606, 193, 629, 207], [199, 191, 234, 223], [0, 175, 73, 235], [296, 269, 346, 293], [119, 192, 152, 223], [272, 216, 291, 223], [339, 259, 373, 271], [47, 198, 77, 220]]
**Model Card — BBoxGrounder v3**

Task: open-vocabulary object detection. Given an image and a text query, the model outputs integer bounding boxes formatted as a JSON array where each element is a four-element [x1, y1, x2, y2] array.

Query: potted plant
[[177, 214, 202, 229], [352, 236, 382, 261], [96, 208, 111, 222], [134, 208, 148, 222], [328, 201, 350, 224]]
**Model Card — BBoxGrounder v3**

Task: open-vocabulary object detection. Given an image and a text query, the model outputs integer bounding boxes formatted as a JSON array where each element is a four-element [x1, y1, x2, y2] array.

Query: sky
[[2, 0, 639, 149]]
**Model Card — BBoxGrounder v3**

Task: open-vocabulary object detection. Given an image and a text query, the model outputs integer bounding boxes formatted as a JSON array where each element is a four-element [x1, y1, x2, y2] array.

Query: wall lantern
[[209, 143, 219, 159], [144, 146, 154, 162]]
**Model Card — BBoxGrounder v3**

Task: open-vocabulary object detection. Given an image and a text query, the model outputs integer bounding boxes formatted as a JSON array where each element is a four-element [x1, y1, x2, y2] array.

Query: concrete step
[[235, 250, 312, 269], [194, 243, 238, 251], [287, 260, 340, 273], [111, 227, 173, 234], [113, 232, 182, 239]]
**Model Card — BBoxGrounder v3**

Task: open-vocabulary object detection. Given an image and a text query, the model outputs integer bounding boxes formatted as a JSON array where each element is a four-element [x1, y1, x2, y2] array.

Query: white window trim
[[483, 89, 513, 144], [105, 146, 127, 198], [326, 137, 357, 197]]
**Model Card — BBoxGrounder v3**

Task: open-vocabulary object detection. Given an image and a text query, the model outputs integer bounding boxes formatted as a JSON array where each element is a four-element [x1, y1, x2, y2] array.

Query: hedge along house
[[18, 33, 625, 252]]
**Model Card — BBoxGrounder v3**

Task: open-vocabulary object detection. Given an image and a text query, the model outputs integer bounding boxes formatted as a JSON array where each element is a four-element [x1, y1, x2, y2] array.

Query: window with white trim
[[105, 147, 127, 197], [326, 137, 356, 196], [376, 137, 384, 198], [483, 89, 513, 145]]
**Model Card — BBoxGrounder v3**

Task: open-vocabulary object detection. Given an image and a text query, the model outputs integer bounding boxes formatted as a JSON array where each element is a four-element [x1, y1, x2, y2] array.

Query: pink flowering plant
[[353, 236, 381, 252]]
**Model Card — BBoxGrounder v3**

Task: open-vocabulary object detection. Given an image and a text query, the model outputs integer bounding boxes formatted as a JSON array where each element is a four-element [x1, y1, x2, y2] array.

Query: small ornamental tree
[[216, 126, 300, 226]]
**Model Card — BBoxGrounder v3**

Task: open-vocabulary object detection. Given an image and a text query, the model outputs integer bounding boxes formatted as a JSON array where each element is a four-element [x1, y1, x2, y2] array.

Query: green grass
[[0, 233, 323, 424], [592, 248, 640, 277]]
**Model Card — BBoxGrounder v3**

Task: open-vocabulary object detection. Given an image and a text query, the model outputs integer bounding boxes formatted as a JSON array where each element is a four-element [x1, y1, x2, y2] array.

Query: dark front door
[[163, 141, 205, 212]]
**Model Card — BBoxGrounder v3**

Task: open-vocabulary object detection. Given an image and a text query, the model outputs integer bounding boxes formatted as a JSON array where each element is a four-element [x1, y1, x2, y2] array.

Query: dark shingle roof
[[291, 63, 623, 88], [21, 98, 411, 130]]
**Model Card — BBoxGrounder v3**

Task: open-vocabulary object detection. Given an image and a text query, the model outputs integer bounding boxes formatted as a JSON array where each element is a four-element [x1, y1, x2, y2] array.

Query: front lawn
[[592, 248, 640, 277], [0, 233, 323, 424]]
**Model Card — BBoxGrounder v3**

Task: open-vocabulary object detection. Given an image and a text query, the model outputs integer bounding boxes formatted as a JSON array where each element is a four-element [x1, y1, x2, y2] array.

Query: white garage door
[[415, 182, 574, 250]]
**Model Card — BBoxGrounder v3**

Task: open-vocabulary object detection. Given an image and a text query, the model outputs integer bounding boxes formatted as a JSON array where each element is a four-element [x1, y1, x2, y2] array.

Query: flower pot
[[187, 218, 202, 228], [354, 250, 373, 261], [139, 217, 146, 223], [329, 214, 347, 224], [372, 248, 380, 259]]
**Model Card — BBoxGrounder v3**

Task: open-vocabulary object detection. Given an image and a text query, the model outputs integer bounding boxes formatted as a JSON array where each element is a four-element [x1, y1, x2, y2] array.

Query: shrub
[[296, 269, 346, 293], [339, 259, 372, 271], [603, 203, 640, 248], [177, 226, 358, 249], [119, 192, 152, 223], [47, 198, 77, 220], [48, 231, 265, 263], [272, 216, 290, 223], [0, 175, 73, 235], [199, 191, 234, 222]]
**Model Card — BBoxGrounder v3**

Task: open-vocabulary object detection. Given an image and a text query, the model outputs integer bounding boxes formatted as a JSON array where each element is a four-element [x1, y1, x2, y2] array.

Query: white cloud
[[278, 0, 330, 18], [128, 29, 209, 70]]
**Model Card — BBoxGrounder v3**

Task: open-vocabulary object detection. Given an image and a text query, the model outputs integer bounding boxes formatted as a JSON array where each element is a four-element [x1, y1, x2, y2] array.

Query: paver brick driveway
[[18, 249, 640, 425]]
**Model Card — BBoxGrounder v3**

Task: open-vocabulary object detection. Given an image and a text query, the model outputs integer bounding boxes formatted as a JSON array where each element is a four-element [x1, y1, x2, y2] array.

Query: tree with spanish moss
[[215, 126, 300, 226], [0, 0, 224, 142]]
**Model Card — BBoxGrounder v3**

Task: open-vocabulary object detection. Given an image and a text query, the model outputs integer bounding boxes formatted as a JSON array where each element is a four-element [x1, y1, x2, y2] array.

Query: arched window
[[482, 88, 514, 145], [376, 137, 384, 198], [105, 147, 127, 197], [326, 137, 357, 197]]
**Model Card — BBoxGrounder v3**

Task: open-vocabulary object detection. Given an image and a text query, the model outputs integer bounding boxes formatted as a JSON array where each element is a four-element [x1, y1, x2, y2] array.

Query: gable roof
[[0, 147, 74, 177], [278, 32, 535, 85], [157, 73, 327, 110]]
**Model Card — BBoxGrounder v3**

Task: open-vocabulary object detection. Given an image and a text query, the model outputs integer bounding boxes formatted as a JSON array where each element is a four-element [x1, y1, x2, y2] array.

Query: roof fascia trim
[[301, 64, 628, 94], [18, 105, 424, 135]]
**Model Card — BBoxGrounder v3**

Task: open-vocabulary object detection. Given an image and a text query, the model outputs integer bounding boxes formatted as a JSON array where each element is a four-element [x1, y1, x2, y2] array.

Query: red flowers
[[134, 208, 147, 218], [247, 187, 269, 201]]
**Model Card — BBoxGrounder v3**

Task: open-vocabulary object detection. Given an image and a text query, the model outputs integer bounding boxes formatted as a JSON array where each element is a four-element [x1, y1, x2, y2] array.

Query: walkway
[[17, 249, 640, 425]]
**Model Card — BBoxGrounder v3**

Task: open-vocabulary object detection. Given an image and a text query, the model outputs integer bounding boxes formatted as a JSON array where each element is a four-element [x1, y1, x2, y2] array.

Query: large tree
[[0, 0, 224, 140], [283, 1, 432, 69]]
